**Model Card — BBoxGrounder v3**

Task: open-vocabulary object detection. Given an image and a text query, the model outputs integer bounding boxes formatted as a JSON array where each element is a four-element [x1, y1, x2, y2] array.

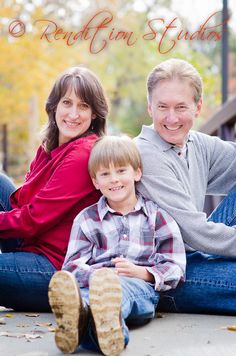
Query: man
[[135, 58, 236, 315]]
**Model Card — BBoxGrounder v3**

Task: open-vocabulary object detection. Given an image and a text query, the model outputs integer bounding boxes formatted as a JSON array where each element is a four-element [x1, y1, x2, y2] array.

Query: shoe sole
[[90, 268, 124, 356], [48, 271, 81, 353]]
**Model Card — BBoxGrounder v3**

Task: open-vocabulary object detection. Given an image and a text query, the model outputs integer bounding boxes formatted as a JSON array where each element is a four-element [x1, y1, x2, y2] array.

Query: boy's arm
[[145, 208, 186, 291], [113, 208, 186, 291], [62, 216, 102, 287], [112, 257, 155, 283], [112, 256, 155, 282]]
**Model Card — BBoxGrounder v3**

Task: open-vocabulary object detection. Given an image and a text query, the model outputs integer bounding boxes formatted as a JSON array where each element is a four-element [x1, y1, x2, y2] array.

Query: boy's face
[[92, 164, 142, 213]]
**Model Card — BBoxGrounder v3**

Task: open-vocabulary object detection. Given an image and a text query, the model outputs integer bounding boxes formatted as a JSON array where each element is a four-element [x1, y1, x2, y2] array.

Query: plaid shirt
[[63, 194, 186, 291]]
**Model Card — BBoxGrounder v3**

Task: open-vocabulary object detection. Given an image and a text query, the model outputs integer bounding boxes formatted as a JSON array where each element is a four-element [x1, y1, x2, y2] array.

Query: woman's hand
[[112, 256, 154, 283]]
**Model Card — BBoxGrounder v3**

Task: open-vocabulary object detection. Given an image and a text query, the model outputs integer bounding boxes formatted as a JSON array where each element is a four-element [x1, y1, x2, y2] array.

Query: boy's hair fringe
[[88, 135, 142, 178]]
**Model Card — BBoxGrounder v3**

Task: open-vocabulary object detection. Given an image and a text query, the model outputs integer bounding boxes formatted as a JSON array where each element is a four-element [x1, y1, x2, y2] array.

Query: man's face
[[148, 79, 202, 147]]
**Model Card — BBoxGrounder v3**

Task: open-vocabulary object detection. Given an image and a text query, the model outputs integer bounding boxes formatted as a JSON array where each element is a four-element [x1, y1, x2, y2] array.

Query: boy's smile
[[92, 164, 142, 215], [109, 186, 123, 191]]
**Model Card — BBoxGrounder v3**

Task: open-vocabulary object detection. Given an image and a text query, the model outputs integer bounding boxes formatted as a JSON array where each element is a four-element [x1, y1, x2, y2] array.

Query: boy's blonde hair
[[88, 136, 142, 178]]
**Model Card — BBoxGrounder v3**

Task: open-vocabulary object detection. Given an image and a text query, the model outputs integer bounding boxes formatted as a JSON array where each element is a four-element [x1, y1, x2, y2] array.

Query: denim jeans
[[158, 185, 236, 315], [79, 276, 159, 352], [0, 173, 56, 311], [0, 172, 19, 252]]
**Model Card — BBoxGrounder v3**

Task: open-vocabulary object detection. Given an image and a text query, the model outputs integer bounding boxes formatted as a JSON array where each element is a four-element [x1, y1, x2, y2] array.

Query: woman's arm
[[0, 140, 98, 239]]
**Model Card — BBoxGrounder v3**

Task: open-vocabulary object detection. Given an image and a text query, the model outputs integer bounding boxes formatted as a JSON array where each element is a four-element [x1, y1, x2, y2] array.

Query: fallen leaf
[[31, 330, 46, 335], [227, 325, 236, 331], [16, 352, 48, 356], [25, 333, 42, 340], [4, 313, 14, 318], [0, 332, 25, 338], [17, 324, 30, 328], [48, 326, 56, 332], [25, 314, 40, 317], [35, 322, 52, 327], [0, 331, 42, 339]]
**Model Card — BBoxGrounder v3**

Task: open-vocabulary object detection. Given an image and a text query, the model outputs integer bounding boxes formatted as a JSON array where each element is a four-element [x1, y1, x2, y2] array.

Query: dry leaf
[[25, 333, 42, 340], [227, 325, 236, 331], [16, 352, 48, 356], [35, 322, 52, 327], [0, 331, 26, 338], [48, 326, 56, 332], [25, 313, 40, 317], [4, 313, 14, 318], [0, 331, 42, 339], [31, 330, 46, 335]]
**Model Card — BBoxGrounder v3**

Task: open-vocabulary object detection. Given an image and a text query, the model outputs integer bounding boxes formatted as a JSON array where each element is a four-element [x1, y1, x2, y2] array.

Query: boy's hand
[[112, 256, 154, 283]]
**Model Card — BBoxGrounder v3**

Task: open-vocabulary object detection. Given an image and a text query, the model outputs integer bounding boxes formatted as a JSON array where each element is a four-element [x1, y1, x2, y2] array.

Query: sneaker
[[89, 268, 124, 356], [48, 270, 86, 354]]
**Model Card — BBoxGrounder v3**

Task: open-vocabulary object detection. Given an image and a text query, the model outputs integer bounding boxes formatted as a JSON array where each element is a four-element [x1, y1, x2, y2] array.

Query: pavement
[[1, 307, 236, 356]]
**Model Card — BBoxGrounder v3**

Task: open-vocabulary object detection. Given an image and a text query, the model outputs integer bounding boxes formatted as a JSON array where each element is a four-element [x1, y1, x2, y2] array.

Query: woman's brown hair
[[42, 66, 109, 153]]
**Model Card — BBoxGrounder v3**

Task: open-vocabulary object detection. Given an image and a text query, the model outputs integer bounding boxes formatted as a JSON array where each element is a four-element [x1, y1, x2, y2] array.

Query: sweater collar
[[138, 125, 193, 152]]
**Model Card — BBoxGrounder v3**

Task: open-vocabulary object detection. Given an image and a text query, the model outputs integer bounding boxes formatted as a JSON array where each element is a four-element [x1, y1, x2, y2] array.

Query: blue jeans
[[0, 173, 56, 311], [0, 173, 19, 252], [158, 185, 236, 315], [79, 277, 159, 352]]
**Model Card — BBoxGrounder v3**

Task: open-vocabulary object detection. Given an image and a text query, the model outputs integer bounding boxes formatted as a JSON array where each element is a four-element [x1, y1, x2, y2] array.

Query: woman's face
[[55, 87, 95, 146]]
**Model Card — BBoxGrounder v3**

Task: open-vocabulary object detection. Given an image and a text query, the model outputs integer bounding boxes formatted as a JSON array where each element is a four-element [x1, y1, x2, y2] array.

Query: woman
[[0, 66, 108, 311]]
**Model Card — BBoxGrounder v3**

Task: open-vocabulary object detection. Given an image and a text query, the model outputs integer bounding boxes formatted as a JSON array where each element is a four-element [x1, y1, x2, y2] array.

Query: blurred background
[[0, 0, 236, 183]]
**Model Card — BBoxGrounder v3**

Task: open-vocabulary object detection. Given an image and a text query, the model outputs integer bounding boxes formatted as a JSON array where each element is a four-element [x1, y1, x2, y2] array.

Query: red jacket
[[0, 134, 101, 269]]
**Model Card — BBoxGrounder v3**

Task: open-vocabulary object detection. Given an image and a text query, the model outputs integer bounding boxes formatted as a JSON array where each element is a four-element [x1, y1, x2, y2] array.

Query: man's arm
[[136, 143, 236, 257]]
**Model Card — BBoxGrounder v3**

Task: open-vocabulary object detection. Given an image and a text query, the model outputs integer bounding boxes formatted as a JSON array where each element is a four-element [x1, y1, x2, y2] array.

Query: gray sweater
[[135, 125, 236, 257]]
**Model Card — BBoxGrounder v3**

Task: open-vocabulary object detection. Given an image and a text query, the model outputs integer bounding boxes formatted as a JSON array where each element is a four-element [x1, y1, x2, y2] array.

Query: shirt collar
[[138, 125, 193, 152], [97, 193, 149, 221]]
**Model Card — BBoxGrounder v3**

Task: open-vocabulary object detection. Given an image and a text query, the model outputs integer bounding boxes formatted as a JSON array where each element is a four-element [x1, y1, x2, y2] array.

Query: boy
[[48, 136, 186, 355]]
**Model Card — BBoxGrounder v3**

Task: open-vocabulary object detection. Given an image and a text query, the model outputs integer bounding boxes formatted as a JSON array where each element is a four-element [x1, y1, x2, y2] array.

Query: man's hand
[[112, 256, 154, 283]]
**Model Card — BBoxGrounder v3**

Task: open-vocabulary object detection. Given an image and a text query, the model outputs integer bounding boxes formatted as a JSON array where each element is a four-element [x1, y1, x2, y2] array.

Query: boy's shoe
[[89, 268, 124, 356], [48, 270, 87, 354]]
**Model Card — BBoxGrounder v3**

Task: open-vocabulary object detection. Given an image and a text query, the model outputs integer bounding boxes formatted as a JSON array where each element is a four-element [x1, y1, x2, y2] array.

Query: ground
[[1, 307, 236, 356]]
